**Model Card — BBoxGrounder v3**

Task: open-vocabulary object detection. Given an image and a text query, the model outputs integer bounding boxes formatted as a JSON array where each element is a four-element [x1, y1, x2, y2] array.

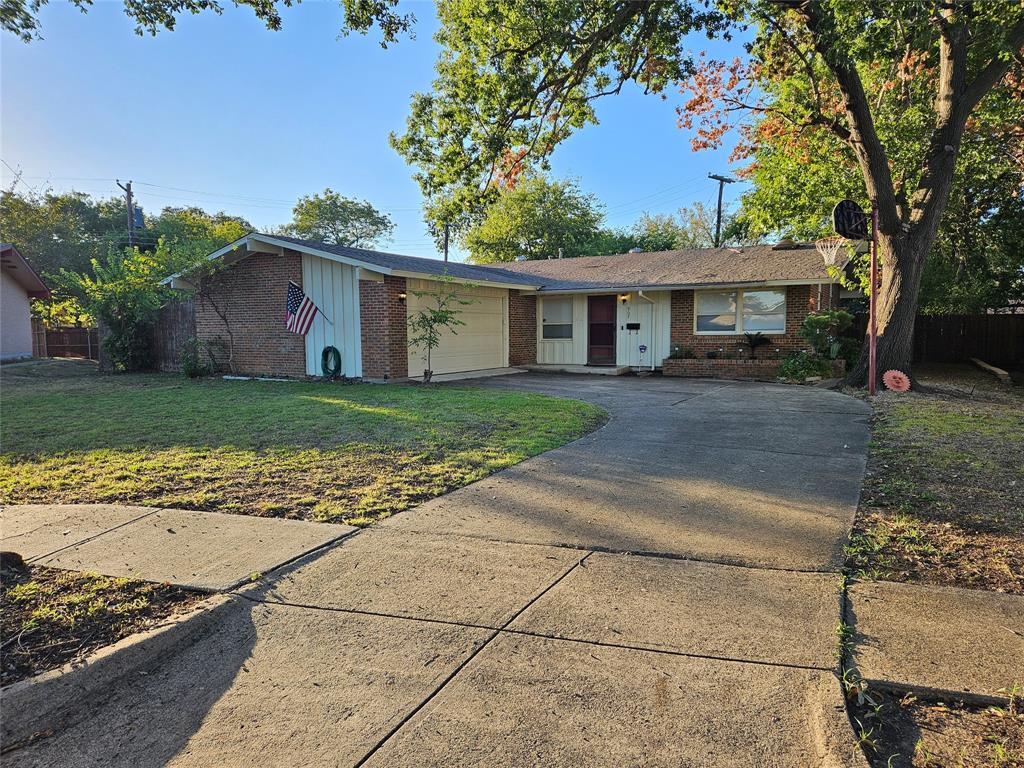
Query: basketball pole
[[869, 207, 878, 396]]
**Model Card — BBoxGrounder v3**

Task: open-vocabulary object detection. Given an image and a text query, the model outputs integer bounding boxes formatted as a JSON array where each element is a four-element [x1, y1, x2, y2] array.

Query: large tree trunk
[[846, 235, 926, 388]]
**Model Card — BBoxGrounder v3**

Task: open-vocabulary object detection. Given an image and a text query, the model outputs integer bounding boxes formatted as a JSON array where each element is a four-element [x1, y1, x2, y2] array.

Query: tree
[[286, 189, 394, 248], [463, 175, 603, 263], [726, 33, 1024, 316], [679, 2, 1024, 385], [0, 189, 126, 277], [406, 274, 475, 382], [631, 203, 732, 250]]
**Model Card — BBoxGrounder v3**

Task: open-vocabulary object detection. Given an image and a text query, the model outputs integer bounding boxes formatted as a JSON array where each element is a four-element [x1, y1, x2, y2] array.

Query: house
[[1, 244, 50, 362], [166, 233, 841, 381]]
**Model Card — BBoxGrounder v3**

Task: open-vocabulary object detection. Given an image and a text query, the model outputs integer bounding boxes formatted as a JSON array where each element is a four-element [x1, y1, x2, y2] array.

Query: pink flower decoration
[[882, 369, 911, 392]]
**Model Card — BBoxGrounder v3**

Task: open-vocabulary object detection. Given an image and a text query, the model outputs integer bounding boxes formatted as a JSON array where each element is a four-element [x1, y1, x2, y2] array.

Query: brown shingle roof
[[496, 243, 832, 290]]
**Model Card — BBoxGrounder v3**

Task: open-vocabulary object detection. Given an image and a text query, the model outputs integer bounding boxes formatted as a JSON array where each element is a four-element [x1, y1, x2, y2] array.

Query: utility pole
[[708, 174, 735, 248], [116, 179, 135, 248], [442, 222, 449, 262]]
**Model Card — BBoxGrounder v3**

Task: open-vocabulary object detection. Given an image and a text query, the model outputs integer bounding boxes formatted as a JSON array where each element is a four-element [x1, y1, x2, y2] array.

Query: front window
[[541, 297, 573, 339], [695, 289, 786, 334]]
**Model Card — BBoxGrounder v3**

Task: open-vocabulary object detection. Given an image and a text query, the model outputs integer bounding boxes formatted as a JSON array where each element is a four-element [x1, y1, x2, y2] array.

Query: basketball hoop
[[815, 236, 848, 268]]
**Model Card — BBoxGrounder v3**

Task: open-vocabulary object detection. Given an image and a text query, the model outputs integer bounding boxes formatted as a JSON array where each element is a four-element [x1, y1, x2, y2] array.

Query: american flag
[[286, 281, 320, 335]]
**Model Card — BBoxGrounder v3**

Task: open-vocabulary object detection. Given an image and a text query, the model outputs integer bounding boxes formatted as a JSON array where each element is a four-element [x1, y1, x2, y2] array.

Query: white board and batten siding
[[301, 253, 362, 378], [406, 278, 509, 375], [536, 291, 671, 368]]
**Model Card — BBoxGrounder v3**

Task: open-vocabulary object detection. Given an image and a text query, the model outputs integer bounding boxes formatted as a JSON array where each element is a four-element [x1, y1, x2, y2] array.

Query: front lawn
[[847, 364, 1024, 594], [1, 360, 605, 525]]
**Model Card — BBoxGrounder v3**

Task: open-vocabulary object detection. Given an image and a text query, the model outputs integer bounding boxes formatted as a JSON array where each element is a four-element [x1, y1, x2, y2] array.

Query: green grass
[[0, 361, 605, 525]]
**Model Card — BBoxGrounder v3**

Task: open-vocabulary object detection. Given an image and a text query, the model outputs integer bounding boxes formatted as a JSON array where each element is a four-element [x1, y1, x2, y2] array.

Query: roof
[[0, 243, 50, 299], [496, 243, 834, 291], [263, 234, 546, 287], [174, 234, 836, 293]]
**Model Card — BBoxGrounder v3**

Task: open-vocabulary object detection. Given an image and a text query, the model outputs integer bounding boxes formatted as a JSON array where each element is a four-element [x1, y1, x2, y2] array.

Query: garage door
[[406, 279, 508, 375]]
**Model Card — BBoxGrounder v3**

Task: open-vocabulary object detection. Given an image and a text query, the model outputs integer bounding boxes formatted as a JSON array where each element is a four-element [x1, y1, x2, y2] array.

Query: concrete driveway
[[7, 375, 871, 768]]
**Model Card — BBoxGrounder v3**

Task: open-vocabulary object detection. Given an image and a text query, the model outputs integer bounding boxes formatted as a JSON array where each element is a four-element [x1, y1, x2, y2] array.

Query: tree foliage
[[716, 17, 1024, 314], [463, 175, 603, 263], [389, 1, 732, 243], [678, 1, 1024, 381], [285, 188, 394, 248]]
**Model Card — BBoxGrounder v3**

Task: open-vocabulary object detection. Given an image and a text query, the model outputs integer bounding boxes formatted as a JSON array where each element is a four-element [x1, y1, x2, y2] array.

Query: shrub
[[668, 344, 697, 360], [834, 336, 863, 367], [779, 350, 832, 380], [180, 338, 214, 378], [58, 248, 166, 372], [799, 310, 855, 357]]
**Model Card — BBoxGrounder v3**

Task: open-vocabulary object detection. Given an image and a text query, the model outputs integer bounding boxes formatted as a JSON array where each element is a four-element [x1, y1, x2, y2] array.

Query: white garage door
[[406, 279, 508, 375]]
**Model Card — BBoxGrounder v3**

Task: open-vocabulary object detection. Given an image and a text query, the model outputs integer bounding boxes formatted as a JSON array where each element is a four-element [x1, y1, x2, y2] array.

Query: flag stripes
[[286, 280, 320, 336]]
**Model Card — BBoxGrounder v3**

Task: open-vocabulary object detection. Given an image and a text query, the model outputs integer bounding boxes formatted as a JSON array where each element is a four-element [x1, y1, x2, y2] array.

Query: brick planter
[[662, 357, 846, 381], [662, 357, 781, 380]]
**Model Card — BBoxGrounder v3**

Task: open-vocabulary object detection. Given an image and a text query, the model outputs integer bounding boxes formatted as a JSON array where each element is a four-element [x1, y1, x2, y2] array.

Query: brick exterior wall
[[508, 290, 537, 366], [359, 275, 408, 380], [195, 252, 306, 377], [667, 284, 840, 360]]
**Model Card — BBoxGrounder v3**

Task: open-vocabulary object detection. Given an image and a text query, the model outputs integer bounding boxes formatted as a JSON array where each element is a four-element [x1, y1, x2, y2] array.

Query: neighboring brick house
[[166, 234, 848, 381]]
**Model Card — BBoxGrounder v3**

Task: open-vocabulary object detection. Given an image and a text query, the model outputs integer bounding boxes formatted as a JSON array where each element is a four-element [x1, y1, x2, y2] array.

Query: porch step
[[525, 364, 632, 376]]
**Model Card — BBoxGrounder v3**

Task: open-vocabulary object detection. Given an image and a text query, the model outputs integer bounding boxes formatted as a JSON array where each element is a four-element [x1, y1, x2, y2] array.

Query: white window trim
[[693, 288, 787, 336], [540, 297, 574, 341]]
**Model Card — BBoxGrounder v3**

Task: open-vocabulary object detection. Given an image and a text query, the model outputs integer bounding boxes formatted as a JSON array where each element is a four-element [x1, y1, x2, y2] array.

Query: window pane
[[696, 314, 737, 333], [542, 323, 573, 339], [696, 291, 737, 315], [743, 313, 786, 332], [742, 290, 786, 314], [542, 297, 573, 325]]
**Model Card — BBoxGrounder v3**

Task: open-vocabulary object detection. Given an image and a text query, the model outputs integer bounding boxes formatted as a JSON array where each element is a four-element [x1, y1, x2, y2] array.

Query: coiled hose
[[321, 345, 342, 379]]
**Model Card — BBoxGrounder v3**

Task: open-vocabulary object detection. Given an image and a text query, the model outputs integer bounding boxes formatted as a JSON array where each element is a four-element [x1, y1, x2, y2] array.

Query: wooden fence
[[852, 313, 1024, 365], [43, 326, 100, 360], [153, 299, 196, 372]]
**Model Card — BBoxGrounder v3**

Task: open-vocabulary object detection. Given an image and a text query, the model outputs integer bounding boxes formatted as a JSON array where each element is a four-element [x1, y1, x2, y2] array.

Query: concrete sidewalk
[[847, 580, 1023, 701], [1, 504, 355, 591]]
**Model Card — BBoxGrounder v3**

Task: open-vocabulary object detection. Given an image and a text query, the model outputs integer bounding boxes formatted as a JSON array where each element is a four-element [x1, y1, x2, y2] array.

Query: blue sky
[[1, 1, 746, 261]]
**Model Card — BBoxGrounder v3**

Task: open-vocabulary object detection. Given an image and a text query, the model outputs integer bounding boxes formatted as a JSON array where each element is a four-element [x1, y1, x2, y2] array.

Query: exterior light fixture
[[398, 292, 407, 303], [619, 293, 629, 303]]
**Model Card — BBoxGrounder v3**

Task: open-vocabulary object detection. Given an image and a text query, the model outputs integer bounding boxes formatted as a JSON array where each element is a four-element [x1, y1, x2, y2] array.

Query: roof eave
[[534, 277, 836, 293]]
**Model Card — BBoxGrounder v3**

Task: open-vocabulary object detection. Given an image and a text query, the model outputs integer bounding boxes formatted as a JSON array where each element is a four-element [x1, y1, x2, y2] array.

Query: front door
[[587, 295, 617, 365]]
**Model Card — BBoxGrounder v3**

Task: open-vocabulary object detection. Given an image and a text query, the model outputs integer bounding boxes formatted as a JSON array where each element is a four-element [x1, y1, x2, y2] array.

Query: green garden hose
[[321, 346, 342, 379]]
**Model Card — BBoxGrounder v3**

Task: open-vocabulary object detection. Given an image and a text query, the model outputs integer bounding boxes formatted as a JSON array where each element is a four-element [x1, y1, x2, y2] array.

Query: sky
[[1, 1, 747, 262]]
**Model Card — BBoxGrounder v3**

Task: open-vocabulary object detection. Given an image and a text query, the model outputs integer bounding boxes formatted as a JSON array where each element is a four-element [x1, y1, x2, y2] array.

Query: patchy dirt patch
[[847, 366, 1024, 594], [850, 687, 1024, 768], [1, 562, 203, 686]]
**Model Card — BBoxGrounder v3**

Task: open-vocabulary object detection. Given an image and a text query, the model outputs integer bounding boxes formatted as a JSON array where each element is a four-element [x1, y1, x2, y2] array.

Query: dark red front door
[[587, 295, 617, 365]]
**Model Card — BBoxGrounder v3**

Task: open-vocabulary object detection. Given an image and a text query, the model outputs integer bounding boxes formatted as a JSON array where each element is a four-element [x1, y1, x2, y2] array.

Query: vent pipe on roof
[[557, 247, 563, 259]]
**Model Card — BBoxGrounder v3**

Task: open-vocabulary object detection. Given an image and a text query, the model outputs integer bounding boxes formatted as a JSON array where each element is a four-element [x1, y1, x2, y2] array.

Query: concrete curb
[[0, 593, 234, 748], [861, 678, 1018, 708]]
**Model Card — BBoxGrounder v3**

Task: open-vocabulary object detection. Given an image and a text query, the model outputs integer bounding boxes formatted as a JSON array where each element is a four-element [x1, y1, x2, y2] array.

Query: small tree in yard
[[407, 275, 475, 383]]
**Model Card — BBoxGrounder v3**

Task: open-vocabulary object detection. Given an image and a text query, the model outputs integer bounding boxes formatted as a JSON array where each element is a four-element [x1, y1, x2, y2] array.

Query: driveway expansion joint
[[394, 528, 845, 576], [351, 550, 594, 767]]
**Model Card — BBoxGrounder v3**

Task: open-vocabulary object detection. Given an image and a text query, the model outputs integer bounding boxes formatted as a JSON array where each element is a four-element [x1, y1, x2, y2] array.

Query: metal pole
[[869, 207, 878, 396], [443, 223, 449, 263]]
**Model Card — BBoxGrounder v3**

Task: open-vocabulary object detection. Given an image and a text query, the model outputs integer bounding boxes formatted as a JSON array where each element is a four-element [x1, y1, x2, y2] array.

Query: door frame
[[586, 294, 617, 365]]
